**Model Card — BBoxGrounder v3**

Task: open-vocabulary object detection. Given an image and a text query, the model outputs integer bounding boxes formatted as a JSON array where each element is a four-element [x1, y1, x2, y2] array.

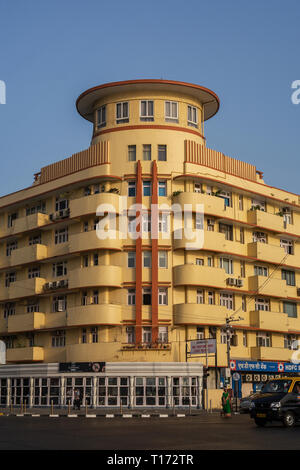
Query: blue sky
[[0, 0, 299, 196]]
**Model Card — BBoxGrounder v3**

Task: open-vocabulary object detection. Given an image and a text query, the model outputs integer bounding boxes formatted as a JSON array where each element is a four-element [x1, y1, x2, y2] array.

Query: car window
[[292, 381, 300, 393], [262, 380, 292, 393]]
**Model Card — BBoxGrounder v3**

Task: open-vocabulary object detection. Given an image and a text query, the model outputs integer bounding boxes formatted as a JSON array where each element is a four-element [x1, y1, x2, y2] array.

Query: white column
[[60, 377, 65, 407], [166, 376, 172, 408], [92, 376, 97, 408], [6, 378, 11, 408], [129, 376, 134, 409], [29, 377, 34, 408]]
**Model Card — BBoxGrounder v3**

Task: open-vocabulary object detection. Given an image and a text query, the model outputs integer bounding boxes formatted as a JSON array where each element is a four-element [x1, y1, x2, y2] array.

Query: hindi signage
[[190, 339, 216, 355]]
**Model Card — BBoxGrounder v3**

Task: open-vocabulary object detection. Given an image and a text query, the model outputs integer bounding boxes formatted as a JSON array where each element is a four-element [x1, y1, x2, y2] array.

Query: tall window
[[280, 239, 294, 255], [128, 145, 136, 161], [27, 300, 39, 313], [51, 330, 65, 348], [142, 327, 152, 343], [128, 252, 136, 268], [55, 197, 69, 212], [253, 231, 267, 243], [197, 290, 204, 304], [282, 269, 295, 286], [197, 327, 205, 340], [52, 261, 67, 277], [256, 332, 271, 347], [187, 105, 198, 127], [143, 144, 151, 161], [255, 298, 270, 311], [220, 292, 234, 310], [283, 301, 297, 318], [158, 251, 167, 268], [284, 334, 298, 350], [158, 288, 168, 306], [158, 326, 168, 343], [5, 272, 16, 287], [6, 240, 17, 257], [127, 289, 136, 305], [28, 267, 40, 279], [194, 183, 202, 193], [26, 201, 46, 216], [158, 213, 168, 233], [219, 191, 232, 208], [52, 296, 67, 312], [142, 288, 152, 305], [7, 212, 18, 228], [3, 302, 15, 319], [140, 100, 154, 121], [29, 234, 41, 245], [126, 326, 135, 344], [251, 199, 266, 211], [116, 101, 129, 123], [128, 181, 136, 197], [97, 105, 106, 128], [142, 213, 151, 233], [55, 228, 68, 244], [91, 327, 98, 343], [158, 145, 167, 161], [219, 223, 233, 241], [254, 265, 268, 277], [219, 258, 233, 275], [165, 101, 178, 121], [92, 290, 99, 305], [208, 291, 215, 305], [143, 181, 151, 196], [158, 181, 167, 197], [143, 251, 151, 268]]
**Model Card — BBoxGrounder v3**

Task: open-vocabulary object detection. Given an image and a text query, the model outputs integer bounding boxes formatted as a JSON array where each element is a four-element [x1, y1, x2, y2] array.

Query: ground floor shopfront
[[0, 362, 203, 408]]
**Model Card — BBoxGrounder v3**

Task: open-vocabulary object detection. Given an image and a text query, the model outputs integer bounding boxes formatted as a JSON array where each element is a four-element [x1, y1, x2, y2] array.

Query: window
[[127, 289, 136, 305], [82, 328, 87, 344], [243, 331, 248, 347], [220, 292, 234, 310], [82, 291, 88, 306], [195, 213, 203, 230], [93, 253, 99, 266], [206, 185, 212, 195], [116, 101, 129, 123], [256, 332, 271, 347], [142, 327, 152, 343], [128, 145, 136, 161], [143, 145, 151, 161], [128, 181, 136, 197], [196, 258, 204, 266], [128, 216, 136, 233], [55, 197, 69, 212], [92, 290, 99, 305], [280, 239, 294, 255], [5, 272, 16, 287], [197, 327, 205, 340], [238, 195, 244, 211], [220, 330, 227, 344], [26, 201, 46, 216], [143, 251, 151, 268], [128, 252, 136, 268], [242, 295, 247, 312], [52, 262, 67, 277], [143, 288, 152, 305], [219, 223, 233, 241], [51, 330, 65, 348], [219, 258, 233, 275], [251, 199, 266, 211], [126, 326, 135, 344], [29, 234, 42, 245], [28, 266, 40, 279], [208, 291, 215, 305], [91, 327, 98, 343], [187, 105, 198, 127], [253, 231, 267, 243], [283, 301, 297, 318], [52, 296, 67, 312], [6, 240, 17, 257], [165, 101, 178, 121], [159, 213, 168, 233], [143, 181, 151, 196], [84, 186, 92, 196], [94, 184, 100, 194], [83, 255, 89, 268], [207, 256, 214, 267], [140, 100, 154, 121], [142, 213, 151, 233], [158, 288, 168, 305], [194, 183, 202, 193], [3, 302, 15, 319], [283, 209, 293, 226], [282, 269, 295, 286], [97, 105, 106, 128], [207, 218, 215, 231], [83, 221, 89, 232], [55, 228, 68, 244], [219, 191, 232, 208], [254, 265, 268, 277], [284, 334, 298, 350], [197, 290, 204, 304], [240, 261, 245, 278], [255, 298, 270, 311], [158, 326, 168, 343], [158, 181, 167, 197], [158, 145, 167, 161], [240, 227, 245, 244], [158, 251, 167, 268], [7, 212, 18, 228], [27, 300, 39, 313]]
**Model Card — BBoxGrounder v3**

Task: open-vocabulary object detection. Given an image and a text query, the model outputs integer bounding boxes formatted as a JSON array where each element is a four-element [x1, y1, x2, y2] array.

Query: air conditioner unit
[[44, 282, 53, 290], [226, 278, 236, 286], [58, 279, 68, 288], [59, 208, 70, 219], [52, 281, 58, 289], [49, 213, 56, 221], [236, 279, 244, 287]]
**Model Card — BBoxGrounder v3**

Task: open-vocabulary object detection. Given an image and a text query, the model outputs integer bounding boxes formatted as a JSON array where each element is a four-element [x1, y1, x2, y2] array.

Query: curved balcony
[[68, 266, 122, 289], [7, 312, 45, 333], [251, 346, 292, 362], [249, 310, 290, 333], [67, 304, 122, 327], [70, 192, 121, 219], [174, 303, 228, 325], [248, 275, 297, 298], [0, 244, 48, 269], [173, 229, 246, 256], [6, 346, 44, 363], [66, 342, 119, 362], [247, 242, 300, 267], [1, 212, 49, 238], [172, 192, 234, 220], [0, 277, 46, 302], [173, 264, 226, 289], [247, 209, 284, 233], [69, 230, 122, 253]]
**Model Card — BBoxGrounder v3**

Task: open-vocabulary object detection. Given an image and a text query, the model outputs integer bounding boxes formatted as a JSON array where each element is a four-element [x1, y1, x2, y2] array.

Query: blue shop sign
[[230, 359, 300, 374]]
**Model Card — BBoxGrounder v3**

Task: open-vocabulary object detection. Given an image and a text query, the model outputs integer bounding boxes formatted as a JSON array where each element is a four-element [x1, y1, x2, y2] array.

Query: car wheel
[[282, 412, 295, 428], [254, 418, 267, 427]]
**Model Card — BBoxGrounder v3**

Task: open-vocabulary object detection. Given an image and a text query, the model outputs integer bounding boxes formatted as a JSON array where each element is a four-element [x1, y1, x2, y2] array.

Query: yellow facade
[[0, 78, 299, 386]]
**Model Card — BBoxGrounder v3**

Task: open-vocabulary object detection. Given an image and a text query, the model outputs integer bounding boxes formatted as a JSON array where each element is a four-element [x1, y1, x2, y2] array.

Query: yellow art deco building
[[0, 79, 299, 408]]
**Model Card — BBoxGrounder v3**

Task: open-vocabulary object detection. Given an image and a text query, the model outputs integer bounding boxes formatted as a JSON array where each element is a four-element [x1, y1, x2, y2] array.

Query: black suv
[[250, 377, 300, 427]]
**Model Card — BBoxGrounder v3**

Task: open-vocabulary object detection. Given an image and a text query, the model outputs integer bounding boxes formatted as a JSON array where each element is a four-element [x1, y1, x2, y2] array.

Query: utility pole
[[222, 316, 244, 388]]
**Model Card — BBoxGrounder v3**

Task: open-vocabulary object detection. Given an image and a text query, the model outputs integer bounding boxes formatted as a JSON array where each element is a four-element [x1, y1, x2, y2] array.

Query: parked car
[[250, 377, 300, 427]]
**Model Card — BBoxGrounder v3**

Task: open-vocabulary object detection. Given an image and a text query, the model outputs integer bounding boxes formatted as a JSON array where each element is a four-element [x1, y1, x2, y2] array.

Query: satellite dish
[[0, 341, 6, 365]]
